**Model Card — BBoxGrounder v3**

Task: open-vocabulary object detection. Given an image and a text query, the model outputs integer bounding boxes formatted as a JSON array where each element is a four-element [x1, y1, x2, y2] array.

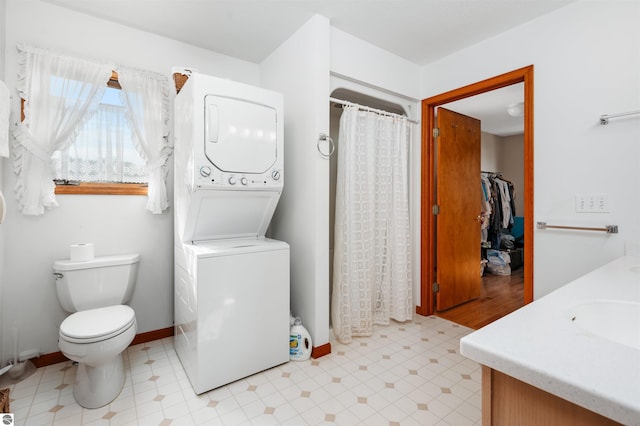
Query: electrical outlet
[[575, 194, 609, 213]]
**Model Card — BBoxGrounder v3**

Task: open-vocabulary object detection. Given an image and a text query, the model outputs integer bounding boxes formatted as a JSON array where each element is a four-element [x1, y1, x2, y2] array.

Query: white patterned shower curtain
[[332, 105, 413, 344]]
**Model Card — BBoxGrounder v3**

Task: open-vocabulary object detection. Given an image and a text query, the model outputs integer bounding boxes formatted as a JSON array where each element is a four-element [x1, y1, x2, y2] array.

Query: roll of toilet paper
[[70, 243, 94, 261]]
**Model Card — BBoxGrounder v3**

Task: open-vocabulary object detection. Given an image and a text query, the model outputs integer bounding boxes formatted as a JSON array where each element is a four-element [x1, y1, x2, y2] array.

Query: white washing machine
[[174, 238, 289, 394], [173, 72, 289, 394]]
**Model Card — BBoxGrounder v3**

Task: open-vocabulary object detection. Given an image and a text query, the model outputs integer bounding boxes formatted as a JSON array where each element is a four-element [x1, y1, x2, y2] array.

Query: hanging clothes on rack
[[480, 175, 492, 244], [480, 172, 516, 250]]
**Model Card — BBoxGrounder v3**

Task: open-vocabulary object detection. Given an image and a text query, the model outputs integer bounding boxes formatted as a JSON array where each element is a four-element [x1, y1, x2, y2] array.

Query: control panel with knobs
[[195, 166, 283, 189]]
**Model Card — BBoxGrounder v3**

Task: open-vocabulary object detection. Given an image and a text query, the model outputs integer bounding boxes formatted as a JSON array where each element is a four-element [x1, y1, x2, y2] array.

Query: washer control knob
[[271, 170, 281, 180], [240, 177, 248, 185], [228, 176, 237, 185], [199, 166, 212, 177]]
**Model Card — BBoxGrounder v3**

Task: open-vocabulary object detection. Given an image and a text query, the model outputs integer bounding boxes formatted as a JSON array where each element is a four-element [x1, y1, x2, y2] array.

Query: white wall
[[422, 0, 640, 298], [0, 0, 5, 77], [501, 134, 525, 217], [1, 0, 259, 362], [0, 0, 7, 367], [260, 15, 332, 350], [480, 132, 501, 174], [331, 27, 421, 101], [481, 132, 525, 216]]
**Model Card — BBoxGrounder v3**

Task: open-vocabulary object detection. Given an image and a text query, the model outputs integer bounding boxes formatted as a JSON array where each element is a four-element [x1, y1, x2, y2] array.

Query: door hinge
[[432, 205, 440, 215], [432, 282, 440, 293], [433, 127, 440, 138]]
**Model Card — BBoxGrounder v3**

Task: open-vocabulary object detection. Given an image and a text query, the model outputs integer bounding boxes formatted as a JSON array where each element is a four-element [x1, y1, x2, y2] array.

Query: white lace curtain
[[12, 43, 172, 215], [53, 103, 146, 183], [118, 67, 171, 214], [12, 43, 112, 215], [331, 106, 413, 344]]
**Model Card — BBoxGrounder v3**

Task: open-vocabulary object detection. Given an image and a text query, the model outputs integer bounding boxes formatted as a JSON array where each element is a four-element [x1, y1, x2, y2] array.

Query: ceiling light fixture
[[507, 102, 525, 117]]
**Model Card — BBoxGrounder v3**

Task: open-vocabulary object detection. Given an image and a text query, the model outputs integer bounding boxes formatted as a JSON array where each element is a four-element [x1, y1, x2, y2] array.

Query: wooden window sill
[[54, 182, 148, 195]]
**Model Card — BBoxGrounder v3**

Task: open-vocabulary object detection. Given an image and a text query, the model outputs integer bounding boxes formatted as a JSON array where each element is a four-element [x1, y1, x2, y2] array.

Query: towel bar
[[537, 222, 618, 234]]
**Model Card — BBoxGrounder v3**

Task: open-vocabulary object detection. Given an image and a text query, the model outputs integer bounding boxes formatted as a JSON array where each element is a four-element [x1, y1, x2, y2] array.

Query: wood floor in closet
[[436, 267, 525, 330]]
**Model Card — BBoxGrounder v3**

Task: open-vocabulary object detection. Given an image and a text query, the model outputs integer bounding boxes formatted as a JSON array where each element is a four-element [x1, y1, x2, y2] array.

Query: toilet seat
[[60, 305, 136, 344]]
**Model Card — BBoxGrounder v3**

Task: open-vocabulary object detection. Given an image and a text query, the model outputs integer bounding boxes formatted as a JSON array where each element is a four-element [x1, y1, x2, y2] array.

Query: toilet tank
[[54, 254, 140, 312]]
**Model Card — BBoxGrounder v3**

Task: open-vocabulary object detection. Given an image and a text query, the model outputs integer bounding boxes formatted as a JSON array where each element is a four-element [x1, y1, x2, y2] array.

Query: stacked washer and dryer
[[173, 73, 289, 394]]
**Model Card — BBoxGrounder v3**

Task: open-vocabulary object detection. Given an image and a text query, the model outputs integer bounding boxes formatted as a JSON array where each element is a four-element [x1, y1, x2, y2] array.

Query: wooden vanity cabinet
[[482, 366, 621, 425]]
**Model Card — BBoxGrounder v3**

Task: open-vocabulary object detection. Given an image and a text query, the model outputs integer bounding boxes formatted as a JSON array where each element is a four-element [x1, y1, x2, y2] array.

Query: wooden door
[[436, 108, 482, 311]]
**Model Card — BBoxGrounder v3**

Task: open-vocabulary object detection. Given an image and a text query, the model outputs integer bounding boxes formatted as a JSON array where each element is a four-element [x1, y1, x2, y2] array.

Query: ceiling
[[42, 0, 572, 135], [43, 0, 574, 66], [443, 83, 525, 137]]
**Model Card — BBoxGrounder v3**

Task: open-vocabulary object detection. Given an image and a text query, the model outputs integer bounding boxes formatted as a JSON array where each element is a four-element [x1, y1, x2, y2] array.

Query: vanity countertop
[[460, 255, 640, 425]]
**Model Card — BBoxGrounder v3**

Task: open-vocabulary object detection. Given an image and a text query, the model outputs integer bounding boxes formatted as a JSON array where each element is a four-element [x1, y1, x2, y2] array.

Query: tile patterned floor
[[5, 316, 481, 425]]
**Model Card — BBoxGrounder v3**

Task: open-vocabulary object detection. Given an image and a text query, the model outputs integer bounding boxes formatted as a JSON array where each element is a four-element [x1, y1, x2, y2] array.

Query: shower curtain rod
[[329, 97, 419, 124]]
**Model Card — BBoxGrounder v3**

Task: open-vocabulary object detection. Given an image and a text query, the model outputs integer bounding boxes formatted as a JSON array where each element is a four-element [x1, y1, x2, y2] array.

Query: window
[[21, 74, 149, 195], [14, 43, 171, 215], [51, 85, 148, 192], [52, 75, 148, 195]]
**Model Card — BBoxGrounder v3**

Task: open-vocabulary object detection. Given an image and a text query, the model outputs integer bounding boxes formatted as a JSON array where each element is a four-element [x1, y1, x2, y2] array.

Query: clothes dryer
[[174, 72, 284, 243]]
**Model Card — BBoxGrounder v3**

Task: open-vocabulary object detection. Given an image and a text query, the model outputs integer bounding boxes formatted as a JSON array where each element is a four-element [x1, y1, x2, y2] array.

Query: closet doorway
[[419, 66, 534, 327]]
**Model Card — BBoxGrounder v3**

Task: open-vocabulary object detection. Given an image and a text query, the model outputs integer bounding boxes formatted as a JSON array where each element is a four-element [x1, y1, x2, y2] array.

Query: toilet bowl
[[54, 253, 140, 409], [58, 305, 137, 409]]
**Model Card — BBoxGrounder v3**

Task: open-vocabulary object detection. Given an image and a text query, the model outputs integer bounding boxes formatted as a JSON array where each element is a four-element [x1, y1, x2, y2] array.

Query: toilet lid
[[60, 305, 136, 343]]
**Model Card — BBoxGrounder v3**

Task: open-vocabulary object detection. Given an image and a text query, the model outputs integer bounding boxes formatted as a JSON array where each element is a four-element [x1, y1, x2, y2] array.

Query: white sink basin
[[568, 300, 640, 350]]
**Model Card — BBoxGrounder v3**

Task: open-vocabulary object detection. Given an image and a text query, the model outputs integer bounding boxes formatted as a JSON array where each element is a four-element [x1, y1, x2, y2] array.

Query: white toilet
[[53, 253, 140, 409]]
